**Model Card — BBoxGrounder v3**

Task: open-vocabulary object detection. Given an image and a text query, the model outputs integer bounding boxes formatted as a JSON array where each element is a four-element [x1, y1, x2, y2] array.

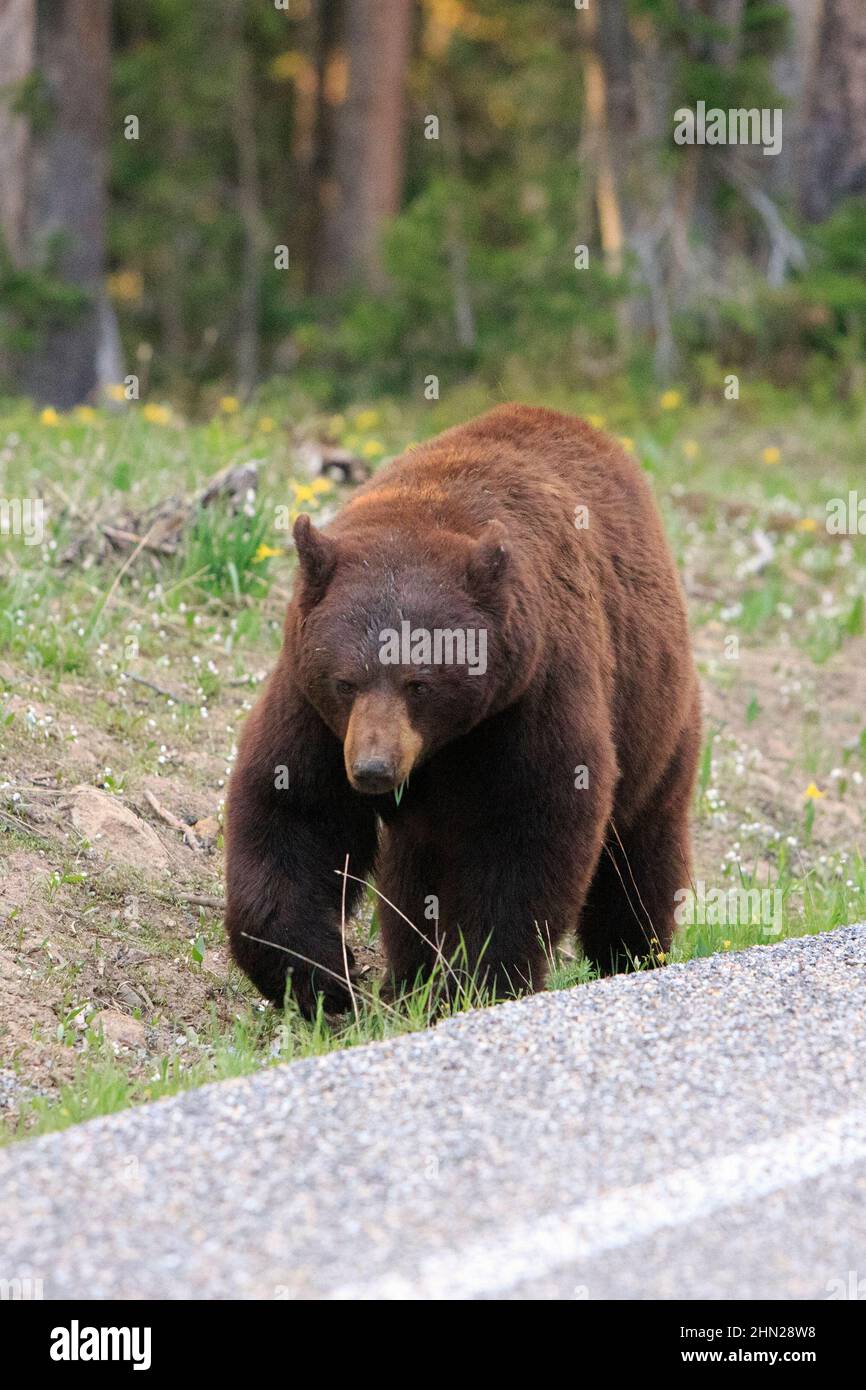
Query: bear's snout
[[344, 691, 422, 794], [350, 756, 397, 794]]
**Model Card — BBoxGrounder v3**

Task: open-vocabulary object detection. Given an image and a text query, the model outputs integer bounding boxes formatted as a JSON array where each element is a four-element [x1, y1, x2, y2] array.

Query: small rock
[[94, 1010, 147, 1048], [193, 815, 220, 844], [63, 786, 170, 873], [115, 983, 146, 1011]]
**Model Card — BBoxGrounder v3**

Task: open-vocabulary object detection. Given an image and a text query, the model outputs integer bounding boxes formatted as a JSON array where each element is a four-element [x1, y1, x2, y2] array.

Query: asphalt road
[[2, 926, 865, 1300]]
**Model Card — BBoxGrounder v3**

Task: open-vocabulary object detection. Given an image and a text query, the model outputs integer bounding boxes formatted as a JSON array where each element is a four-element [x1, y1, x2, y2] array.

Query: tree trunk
[[313, 0, 412, 294], [800, 0, 866, 220], [709, 0, 745, 66], [223, 0, 265, 398], [16, 0, 111, 407], [0, 0, 35, 387], [307, 0, 345, 292], [770, 0, 823, 199], [577, 1, 633, 282], [0, 0, 35, 265]]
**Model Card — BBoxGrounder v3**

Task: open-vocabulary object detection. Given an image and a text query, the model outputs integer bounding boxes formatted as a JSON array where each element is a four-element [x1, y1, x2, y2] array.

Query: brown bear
[[225, 404, 701, 1016]]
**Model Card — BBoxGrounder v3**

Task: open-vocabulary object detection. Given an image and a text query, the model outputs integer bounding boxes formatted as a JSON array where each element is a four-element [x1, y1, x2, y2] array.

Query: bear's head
[[291, 513, 515, 794]]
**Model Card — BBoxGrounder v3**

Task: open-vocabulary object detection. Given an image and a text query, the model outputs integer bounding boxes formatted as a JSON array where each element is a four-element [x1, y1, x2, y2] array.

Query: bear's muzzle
[[344, 691, 422, 794]]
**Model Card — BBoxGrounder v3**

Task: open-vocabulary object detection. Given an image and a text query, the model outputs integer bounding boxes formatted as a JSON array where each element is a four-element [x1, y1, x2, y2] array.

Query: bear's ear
[[465, 519, 510, 610], [293, 513, 338, 612]]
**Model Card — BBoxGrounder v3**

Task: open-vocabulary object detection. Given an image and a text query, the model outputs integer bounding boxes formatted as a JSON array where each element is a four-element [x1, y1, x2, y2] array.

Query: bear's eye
[[404, 679, 428, 698], [335, 679, 356, 698]]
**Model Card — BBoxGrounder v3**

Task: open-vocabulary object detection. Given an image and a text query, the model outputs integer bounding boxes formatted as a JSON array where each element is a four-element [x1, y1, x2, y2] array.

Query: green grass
[[672, 850, 866, 961], [2, 386, 865, 678]]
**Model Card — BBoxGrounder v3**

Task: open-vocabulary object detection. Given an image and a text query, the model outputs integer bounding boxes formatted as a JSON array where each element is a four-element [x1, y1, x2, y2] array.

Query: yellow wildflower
[[219, 395, 240, 415], [762, 446, 781, 466], [105, 383, 127, 402], [796, 517, 818, 532], [269, 51, 317, 95], [269, 51, 304, 82], [75, 405, 97, 423], [257, 417, 275, 433], [682, 439, 700, 459], [311, 478, 331, 494], [362, 439, 384, 458], [659, 389, 682, 410], [290, 483, 316, 504], [803, 782, 825, 800], [142, 403, 171, 425], [40, 407, 60, 426], [587, 413, 606, 429], [618, 436, 634, 452], [354, 409, 380, 431], [107, 269, 144, 304], [254, 543, 282, 563]]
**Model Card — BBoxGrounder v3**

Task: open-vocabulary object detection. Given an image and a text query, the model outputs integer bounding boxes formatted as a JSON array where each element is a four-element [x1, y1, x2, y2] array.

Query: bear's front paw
[[287, 942, 359, 1019]]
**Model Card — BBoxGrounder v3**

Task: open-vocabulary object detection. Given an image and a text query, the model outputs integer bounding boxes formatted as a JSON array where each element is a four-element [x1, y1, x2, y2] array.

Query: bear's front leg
[[225, 671, 378, 1017], [440, 797, 611, 1000], [379, 702, 616, 1003]]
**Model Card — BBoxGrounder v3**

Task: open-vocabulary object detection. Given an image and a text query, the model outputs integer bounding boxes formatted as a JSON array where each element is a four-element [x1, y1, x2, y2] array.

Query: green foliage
[[3, 0, 865, 406], [6, 70, 55, 133], [108, 0, 298, 394], [177, 500, 272, 604], [0, 237, 87, 355], [293, 169, 626, 401]]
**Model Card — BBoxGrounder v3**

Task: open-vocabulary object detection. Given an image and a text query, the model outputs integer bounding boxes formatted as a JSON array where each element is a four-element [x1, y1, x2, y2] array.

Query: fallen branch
[[197, 459, 260, 508], [175, 892, 225, 909], [102, 524, 177, 556], [0, 809, 54, 847], [143, 789, 201, 851], [122, 672, 191, 704], [723, 156, 807, 288]]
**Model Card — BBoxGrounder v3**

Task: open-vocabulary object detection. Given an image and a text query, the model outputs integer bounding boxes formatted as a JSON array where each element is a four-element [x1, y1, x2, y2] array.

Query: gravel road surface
[[2, 926, 865, 1300]]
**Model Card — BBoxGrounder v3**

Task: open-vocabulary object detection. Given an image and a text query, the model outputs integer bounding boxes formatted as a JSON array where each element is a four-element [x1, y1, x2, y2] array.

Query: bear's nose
[[350, 756, 396, 794]]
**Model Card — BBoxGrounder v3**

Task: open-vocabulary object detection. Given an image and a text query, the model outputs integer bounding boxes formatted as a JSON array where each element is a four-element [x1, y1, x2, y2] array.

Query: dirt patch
[[0, 662, 249, 1126], [63, 786, 172, 872], [691, 624, 866, 875]]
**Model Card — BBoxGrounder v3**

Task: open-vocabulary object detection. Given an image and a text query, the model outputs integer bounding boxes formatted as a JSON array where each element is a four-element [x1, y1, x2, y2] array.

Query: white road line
[[331, 1107, 866, 1300]]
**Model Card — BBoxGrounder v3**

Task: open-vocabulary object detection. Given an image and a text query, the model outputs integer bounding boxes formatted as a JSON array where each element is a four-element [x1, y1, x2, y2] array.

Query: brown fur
[[225, 404, 701, 1014]]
